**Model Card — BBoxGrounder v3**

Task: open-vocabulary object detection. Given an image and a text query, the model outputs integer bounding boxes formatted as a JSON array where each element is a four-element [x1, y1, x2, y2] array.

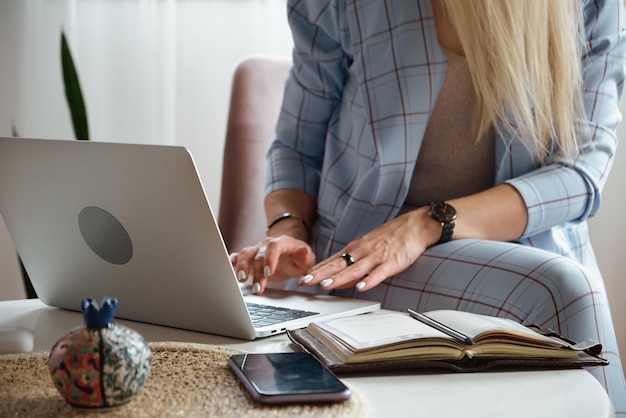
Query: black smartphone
[[228, 352, 351, 404]]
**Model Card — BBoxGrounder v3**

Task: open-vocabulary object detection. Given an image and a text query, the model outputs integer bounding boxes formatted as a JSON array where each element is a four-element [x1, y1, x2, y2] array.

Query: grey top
[[402, 53, 494, 211]]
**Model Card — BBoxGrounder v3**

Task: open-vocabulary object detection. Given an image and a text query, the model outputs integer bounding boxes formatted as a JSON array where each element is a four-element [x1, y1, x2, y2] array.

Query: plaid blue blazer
[[265, 0, 626, 274]]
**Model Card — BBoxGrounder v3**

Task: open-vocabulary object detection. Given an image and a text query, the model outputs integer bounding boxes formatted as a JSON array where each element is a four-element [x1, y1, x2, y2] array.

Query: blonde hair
[[443, 0, 586, 161]]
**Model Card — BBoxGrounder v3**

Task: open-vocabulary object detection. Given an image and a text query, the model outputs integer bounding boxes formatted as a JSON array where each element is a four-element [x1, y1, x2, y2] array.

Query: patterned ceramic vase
[[48, 297, 151, 409]]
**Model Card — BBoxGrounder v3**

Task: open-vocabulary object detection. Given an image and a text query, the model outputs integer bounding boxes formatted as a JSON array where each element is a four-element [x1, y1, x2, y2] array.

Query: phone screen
[[228, 352, 351, 404]]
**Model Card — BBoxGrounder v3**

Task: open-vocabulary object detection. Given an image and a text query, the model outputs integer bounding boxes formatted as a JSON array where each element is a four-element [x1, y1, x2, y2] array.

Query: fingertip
[[252, 282, 262, 294], [298, 274, 314, 285], [320, 278, 334, 288], [355, 281, 367, 291]]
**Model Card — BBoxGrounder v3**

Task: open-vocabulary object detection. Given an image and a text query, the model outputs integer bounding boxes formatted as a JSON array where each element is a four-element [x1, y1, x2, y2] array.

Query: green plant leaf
[[61, 32, 89, 140], [11, 122, 19, 138]]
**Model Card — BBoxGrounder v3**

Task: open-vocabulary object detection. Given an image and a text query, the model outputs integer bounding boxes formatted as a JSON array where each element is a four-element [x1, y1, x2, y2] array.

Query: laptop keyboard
[[246, 302, 318, 327]]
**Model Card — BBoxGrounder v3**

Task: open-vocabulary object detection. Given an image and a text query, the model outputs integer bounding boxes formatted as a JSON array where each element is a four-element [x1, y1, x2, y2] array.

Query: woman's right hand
[[230, 235, 316, 294]]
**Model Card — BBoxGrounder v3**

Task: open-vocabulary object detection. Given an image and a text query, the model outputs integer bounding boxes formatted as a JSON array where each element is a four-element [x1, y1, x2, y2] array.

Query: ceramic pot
[[48, 297, 151, 409]]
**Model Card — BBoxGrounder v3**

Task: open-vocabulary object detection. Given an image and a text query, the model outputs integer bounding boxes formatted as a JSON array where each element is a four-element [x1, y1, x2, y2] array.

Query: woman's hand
[[299, 206, 442, 292], [230, 235, 316, 294], [297, 184, 528, 293]]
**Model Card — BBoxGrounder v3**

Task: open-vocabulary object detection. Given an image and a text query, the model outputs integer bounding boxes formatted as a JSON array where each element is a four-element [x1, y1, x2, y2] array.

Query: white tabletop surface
[[0, 299, 614, 417]]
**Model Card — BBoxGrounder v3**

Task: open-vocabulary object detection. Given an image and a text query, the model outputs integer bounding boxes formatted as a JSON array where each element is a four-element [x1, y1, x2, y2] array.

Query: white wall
[[0, 0, 292, 203], [0, 0, 624, 359]]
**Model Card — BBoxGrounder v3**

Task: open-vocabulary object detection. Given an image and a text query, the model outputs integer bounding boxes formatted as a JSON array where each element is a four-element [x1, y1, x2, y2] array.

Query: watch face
[[431, 201, 457, 223]]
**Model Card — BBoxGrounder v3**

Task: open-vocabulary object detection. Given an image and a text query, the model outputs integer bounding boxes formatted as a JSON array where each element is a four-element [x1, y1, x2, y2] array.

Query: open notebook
[[0, 137, 379, 340]]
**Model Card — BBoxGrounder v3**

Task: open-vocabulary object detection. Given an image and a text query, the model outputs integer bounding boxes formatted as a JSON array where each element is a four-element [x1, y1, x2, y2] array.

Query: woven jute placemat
[[0, 341, 369, 418]]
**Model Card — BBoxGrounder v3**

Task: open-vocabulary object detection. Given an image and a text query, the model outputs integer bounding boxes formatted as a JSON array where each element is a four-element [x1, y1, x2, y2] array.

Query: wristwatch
[[429, 201, 457, 244]]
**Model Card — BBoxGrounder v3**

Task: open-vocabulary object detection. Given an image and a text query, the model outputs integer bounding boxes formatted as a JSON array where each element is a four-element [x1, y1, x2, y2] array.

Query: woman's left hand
[[299, 206, 442, 292]]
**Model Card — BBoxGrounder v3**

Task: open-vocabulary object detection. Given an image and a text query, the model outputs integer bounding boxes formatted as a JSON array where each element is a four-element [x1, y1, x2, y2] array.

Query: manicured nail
[[252, 282, 261, 294], [263, 265, 271, 278], [299, 274, 314, 285], [321, 278, 334, 288], [355, 281, 367, 290], [237, 270, 247, 282]]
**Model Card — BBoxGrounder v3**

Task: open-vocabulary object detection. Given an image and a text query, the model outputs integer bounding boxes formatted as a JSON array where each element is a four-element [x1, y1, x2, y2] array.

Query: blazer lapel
[[344, 0, 446, 211]]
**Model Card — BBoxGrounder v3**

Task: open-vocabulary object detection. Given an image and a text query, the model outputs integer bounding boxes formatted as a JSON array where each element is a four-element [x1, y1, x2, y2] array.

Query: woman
[[231, 0, 626, 411]]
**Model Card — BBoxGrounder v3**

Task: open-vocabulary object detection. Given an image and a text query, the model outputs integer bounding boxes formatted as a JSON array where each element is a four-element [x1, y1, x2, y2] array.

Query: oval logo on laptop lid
[[78, 206, 133, 265]]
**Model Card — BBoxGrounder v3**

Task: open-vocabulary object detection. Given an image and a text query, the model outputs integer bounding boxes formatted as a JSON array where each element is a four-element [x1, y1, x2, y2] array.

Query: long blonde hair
[[443, 0, 586, 161]]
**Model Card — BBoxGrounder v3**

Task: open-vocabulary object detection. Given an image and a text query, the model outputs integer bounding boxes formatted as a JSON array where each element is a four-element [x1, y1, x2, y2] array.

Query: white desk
[[0, 299, 614, 417]]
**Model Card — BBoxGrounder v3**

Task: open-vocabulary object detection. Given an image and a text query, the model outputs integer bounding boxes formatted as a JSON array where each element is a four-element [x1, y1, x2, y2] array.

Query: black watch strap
[[429, 201, 457, 244], [439, 222, 454, 244]]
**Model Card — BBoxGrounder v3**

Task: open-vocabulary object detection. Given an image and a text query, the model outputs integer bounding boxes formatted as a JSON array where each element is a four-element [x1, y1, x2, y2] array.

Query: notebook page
[[313, 312, 450, 350]]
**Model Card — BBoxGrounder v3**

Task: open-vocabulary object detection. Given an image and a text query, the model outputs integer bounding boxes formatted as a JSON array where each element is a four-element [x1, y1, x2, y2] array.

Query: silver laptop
[[0, 137, 379, 339]]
